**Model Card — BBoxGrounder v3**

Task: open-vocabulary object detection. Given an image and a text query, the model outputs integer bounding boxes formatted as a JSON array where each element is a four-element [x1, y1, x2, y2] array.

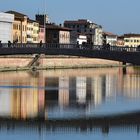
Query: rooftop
[[27, 18, 39, 23], [64, 19, 97, 25], [124, 33, 140, 38], [103, 32, 117, 37], [46, 24, 72, 31], [6, 10, 27, 20]]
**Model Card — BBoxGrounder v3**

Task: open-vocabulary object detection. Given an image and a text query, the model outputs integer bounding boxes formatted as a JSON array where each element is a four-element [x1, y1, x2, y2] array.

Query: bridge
[[0, 43, 140, 65]]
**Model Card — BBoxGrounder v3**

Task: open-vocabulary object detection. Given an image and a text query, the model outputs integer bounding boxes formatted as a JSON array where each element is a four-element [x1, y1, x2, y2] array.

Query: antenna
[[38, 8, 40, 15], [44, 0, 46, 43]]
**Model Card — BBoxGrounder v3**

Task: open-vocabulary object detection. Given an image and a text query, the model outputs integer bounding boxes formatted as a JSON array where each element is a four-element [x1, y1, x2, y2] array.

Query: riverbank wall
[[0, 55, 123, 71]]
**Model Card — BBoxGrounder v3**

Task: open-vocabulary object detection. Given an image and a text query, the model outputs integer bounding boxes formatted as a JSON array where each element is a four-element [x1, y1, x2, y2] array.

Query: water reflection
[[0, 67, 140, 138], [0, 67, 140, 120]]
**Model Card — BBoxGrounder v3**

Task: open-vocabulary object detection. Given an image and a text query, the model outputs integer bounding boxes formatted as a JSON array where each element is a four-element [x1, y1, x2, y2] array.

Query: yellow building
[[32, 21, 39, 43], [27, 19, 39, 43], [6, 11, 28, 43], [124, 34, 140, 47]]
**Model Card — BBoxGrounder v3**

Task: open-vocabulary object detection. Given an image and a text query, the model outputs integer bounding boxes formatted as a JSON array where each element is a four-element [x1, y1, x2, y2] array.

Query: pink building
[[39, 25, 45, 43]]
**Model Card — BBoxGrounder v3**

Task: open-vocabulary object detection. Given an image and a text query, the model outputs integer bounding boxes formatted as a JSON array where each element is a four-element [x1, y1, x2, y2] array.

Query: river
[[0, 67, 140, 140]]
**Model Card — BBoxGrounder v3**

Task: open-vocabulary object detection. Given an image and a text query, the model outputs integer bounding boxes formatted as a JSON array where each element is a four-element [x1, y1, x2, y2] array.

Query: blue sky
[[0, 0, 140, 35]]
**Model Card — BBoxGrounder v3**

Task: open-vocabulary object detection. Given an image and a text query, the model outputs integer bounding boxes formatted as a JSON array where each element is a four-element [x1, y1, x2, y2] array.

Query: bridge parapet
[[0, 43, 139, 65], [0, 43, 139, 52]]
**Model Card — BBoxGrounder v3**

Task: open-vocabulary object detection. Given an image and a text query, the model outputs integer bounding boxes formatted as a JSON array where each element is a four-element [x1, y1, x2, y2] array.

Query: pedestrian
[[8, 41, 11, 48], [76, 41, 79, 48], [0, 41, 2, 48], [137, 45, 140, 51], [106, 43, 110, 50], [39, 40, 42, 47]]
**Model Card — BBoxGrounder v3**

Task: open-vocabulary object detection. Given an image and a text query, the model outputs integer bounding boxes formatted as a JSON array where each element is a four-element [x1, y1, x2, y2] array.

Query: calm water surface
[[0, 67, 140, 140]]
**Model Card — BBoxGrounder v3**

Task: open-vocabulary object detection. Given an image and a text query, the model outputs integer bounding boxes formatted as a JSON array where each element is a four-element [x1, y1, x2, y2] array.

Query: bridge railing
[[0, 43, 139, 52]]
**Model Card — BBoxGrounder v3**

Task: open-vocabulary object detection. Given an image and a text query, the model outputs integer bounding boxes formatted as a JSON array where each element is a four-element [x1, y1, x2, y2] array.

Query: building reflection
[[122, 74, 140, 98], [59, 77, 69, 107], [0, 68, 139, 120], [11, 78, 39, 119]]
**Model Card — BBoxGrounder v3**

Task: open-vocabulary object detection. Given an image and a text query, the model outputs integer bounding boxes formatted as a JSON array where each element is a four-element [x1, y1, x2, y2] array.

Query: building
[[94, 27, 103, 45], [103, 32, 117, 46], [123, 34, 140, 47], [6, 11, 28, 43], [27, 19, 33, 43], [27, 19, 39, 43], [39, 25, 45, 43], [36, 14, 50, 25], [32, 21, 39, 43], [77, 34, 87, 45], [117, 36, 125, 47], [46, 24, 71, 44], [36, 14, 50, 43], [64, 19, 103, 45], [0, 12, 14, 43]]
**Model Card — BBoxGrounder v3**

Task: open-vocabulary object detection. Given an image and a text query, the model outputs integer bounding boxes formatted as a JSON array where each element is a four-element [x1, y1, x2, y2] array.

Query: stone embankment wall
[[41, 57, 121, 69], [0, 55, 122, 70]]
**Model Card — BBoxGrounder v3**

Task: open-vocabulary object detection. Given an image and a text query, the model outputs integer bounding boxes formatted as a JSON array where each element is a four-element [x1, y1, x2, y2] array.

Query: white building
[[77, 35, 87, 44], [94, 27, 103, 45], [0, 12, 14, 43], [64, 19, 103, 45], [103, 32, 117, 46]]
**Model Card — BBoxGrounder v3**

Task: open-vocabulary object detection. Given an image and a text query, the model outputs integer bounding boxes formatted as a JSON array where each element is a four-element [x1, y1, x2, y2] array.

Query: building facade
[[46, 24, 71, 44], [6, 11, 28, 43], [39, 25, 45, 43], [27, 19, 33, 43], [64, 19, 103, 45], [124, 34, 140, 47], [36, 14, 50, 25], [27, 19, 39, 43], [77, 34, 87, 45], [116, 36, 125, 47], [103, 32, 117, 46], [32, 21, 39, 43], [36, 14, 50, 43], [0, 12, 14, 43]]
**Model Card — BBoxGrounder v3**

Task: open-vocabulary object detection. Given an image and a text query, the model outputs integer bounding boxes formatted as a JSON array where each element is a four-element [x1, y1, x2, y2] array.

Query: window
[[125, 39, 129, 42], [13, 24, 16, 30], [40, 29, 44, 32], [23, 25, 24, 31], [33, 37, 37, 41], [19, 36, 21, 42], [53, 33, 57, 38], [19, 25, 21, 30]]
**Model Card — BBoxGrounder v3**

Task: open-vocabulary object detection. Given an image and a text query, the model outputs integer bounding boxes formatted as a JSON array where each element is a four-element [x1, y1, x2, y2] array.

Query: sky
[[0, 0, 140, 35]]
